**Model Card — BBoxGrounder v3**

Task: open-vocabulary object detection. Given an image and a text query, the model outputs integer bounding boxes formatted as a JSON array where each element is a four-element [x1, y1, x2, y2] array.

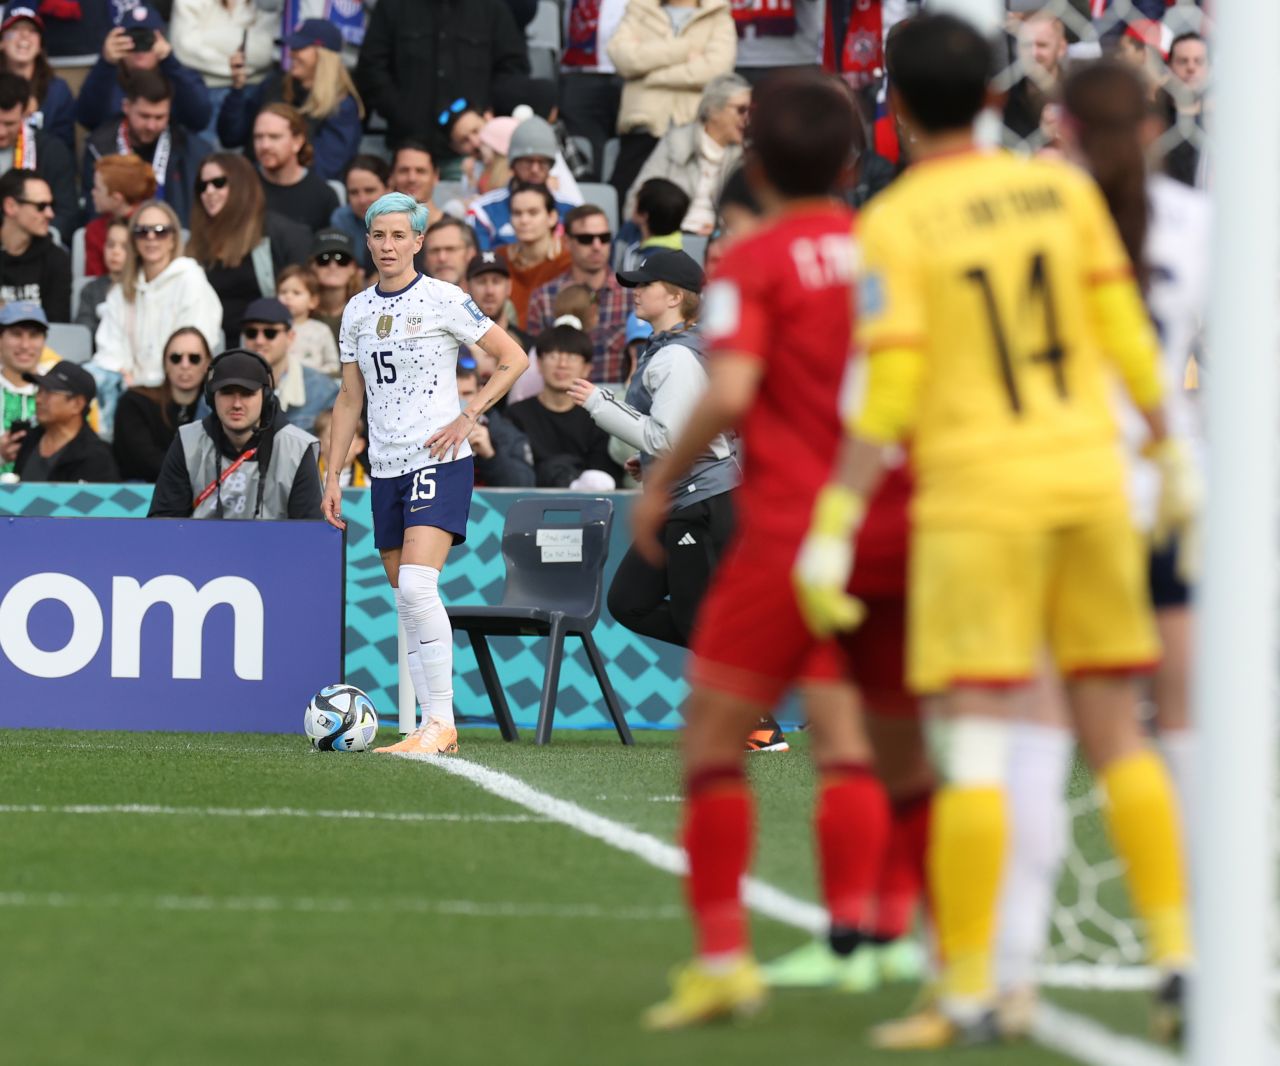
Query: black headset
[[204, 347, 279, 424]]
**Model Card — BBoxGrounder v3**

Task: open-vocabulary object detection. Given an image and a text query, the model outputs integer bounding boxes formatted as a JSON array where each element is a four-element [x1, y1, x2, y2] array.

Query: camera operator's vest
[[179, 421, 318, 520]]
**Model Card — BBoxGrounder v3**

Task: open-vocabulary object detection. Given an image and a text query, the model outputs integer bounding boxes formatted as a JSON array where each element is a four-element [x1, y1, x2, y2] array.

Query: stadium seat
[[358, 132, 387, 159], [577, 182, 619, 233], [433, 180, 466, 217], [71, 276, 94, 322], [526, 0, 561, 51], [48, 322, 92, 364], [529, 47, 557, 80], [682, 234, 708, 266], [71, 226, 85, 281], [568, 135, 594, 175], [448, 496, 633, 746], [601, 138, 620, 185]]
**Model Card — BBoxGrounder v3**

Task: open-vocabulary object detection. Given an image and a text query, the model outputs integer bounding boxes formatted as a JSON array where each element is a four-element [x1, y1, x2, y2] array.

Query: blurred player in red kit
[[631, 70, 932, 1029]]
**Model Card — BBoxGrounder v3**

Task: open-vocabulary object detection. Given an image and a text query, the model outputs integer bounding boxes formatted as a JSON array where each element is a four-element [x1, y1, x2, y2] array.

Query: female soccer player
[[796, 17, 1196, 1047], [996, 61, 1210, 1035], [321, 192, 529, 755], [630, 71, 927, 1029]]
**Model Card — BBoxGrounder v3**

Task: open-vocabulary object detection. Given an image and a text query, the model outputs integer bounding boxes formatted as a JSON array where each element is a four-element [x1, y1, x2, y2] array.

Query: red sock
[[815, 763, 890, 931], [873, 790, 932, 940], [683, 765, 753, 959]]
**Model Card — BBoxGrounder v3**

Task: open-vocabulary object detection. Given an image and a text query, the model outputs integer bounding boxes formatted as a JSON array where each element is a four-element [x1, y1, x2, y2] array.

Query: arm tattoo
[[497, 364, 512, 373]]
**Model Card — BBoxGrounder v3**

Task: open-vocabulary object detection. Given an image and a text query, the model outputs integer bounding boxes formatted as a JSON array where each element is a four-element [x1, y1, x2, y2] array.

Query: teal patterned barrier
[[0, 484, 689, 731]]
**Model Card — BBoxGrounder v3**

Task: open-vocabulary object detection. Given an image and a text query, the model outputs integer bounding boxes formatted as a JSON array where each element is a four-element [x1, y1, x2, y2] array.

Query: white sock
[[1158, 728, 1196, 862], [996, 721, 1074, 993], [395, 587, 431, 724], [398, 564, 455, 725]]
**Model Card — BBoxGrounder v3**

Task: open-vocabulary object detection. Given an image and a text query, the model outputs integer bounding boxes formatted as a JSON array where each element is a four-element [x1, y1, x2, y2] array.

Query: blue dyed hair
[[364, 191, 429, 234]]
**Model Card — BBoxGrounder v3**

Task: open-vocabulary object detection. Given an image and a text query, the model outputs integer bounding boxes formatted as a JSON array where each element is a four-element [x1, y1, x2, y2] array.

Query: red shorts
[[688, 538, 912, 714], [834, 597, 915, 718]]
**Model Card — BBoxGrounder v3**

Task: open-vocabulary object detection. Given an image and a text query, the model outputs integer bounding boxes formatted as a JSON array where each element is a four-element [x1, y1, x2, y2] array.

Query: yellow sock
[[1101, 749, 1191, 965], [928, 784, 1008, 1003]]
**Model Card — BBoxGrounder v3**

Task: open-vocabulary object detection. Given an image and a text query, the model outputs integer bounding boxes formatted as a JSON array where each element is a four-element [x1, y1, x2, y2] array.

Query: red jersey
[[701, 201, 909, 594]]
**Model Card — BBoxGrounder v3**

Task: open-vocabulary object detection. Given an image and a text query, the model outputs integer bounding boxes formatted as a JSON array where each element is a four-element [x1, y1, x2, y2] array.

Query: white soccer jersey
[[1126, 174, 1211, 530], [339, 273, 494, 478]]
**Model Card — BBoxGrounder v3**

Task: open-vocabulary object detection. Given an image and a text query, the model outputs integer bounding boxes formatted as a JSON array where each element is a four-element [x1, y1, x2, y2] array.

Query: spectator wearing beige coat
[[607, 0, 735, 200], [623, 73, 749, 232]]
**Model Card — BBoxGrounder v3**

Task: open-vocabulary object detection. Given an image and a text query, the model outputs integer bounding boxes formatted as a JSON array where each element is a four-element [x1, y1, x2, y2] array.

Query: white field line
[[403, 753, 828, 935], [1034, 1003, 1182, 1066], [0, 891, 682, 922], [404, 752, 1178, 1066], [0, 803, 545, 825]]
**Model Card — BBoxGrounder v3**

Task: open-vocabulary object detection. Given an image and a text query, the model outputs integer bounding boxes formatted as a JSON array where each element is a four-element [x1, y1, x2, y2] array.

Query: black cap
[[466, 251, 509, 281], [616, 249, 705, 294], [311, 228, 356, 260], [23, 361, 95, 400], [241, 297, 293, 327], [208, 350, 272, 394]]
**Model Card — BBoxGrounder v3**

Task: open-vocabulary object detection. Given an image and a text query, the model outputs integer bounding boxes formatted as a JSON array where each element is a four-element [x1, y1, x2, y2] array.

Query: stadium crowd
[[0, 0, 1211, 496]]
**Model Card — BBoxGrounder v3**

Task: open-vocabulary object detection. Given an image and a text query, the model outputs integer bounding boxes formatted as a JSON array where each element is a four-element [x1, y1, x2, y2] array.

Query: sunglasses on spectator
[[570, 232, 612, 246], [196, 176, 229, 193], [437, 97, 467, 127], [134, 224, 173, 239], [167, 351, 205, 365], [241, 327, 283, 341], [18, 197, 54, 213], [314, 251, 353, 267]]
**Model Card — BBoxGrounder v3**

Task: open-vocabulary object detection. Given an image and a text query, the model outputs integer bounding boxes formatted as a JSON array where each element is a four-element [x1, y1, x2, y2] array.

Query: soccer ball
[[304, 684, 379, 751]]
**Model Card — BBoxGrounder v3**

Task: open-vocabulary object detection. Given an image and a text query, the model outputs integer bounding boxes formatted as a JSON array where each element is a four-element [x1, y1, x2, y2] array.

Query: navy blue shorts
[[370, 457, 474, 551], [1149, 536, 1191, 610]]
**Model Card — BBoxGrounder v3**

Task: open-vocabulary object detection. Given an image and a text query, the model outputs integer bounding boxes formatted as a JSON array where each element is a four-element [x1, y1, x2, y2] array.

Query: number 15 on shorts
[[411, 469, 436, 502]]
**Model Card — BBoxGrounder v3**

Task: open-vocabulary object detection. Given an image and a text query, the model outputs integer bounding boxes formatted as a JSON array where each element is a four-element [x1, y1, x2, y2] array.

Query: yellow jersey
[[855, 149, 1163, 529]]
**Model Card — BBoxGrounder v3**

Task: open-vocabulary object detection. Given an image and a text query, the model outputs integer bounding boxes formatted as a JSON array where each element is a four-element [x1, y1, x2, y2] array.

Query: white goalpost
[[1191, 0, 1280, 1062]]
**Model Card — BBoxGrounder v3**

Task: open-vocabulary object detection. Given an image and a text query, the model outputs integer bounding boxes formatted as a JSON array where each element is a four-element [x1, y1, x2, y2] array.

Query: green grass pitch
[[2, 727, 1149, 1065]]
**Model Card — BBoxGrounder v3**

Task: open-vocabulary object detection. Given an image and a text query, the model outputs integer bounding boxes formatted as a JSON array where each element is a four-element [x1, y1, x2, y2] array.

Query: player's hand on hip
[[321, 479, 346, 531], [426, 414, 471, 461], [1148, 436, 1202, 549], [566, 379, 595, 407], [793, 532, 866, 637], [631, 483, 670, 566]]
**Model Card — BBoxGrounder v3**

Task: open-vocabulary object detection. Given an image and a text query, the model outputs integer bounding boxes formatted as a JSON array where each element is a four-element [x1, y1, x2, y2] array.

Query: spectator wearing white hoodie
[[169, 0, 278, 144], [91, 199, 222, 432]]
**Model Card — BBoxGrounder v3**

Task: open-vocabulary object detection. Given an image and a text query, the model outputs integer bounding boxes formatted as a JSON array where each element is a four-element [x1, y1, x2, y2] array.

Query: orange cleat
[[374, 718, 459, 755], [745, 718, 789, 753]]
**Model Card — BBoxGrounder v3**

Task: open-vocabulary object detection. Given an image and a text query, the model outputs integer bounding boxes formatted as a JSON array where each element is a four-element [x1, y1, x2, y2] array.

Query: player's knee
[[398, 563, 443, 619], [933, 716, 1011, 788]]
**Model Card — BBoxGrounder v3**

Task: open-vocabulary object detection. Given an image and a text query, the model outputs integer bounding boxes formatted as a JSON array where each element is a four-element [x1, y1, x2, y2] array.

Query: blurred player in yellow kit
[[792, 13, 1198, 1048]]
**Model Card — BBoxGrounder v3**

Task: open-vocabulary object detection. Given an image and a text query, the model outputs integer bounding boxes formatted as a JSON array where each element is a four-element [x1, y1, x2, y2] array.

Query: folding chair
[[449, 496, 633, 746]]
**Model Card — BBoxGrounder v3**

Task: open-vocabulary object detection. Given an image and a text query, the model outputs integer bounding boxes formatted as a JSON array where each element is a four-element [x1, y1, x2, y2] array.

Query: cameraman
[[0, 361, 118, 482], [148, 348, 323, 519]]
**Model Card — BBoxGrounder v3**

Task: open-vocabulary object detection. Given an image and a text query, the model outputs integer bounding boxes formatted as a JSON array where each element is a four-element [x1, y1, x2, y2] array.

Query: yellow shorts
[[907, 514, 1160, 693]]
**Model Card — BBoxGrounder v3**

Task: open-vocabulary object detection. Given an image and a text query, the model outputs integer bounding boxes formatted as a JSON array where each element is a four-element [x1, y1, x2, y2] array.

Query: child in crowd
[[276, 265, 340, 377], [75, 219, 130, 339], [313, 408, 368, 488], [551, 283, 599, 335], [86, 154, 156, 277]]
